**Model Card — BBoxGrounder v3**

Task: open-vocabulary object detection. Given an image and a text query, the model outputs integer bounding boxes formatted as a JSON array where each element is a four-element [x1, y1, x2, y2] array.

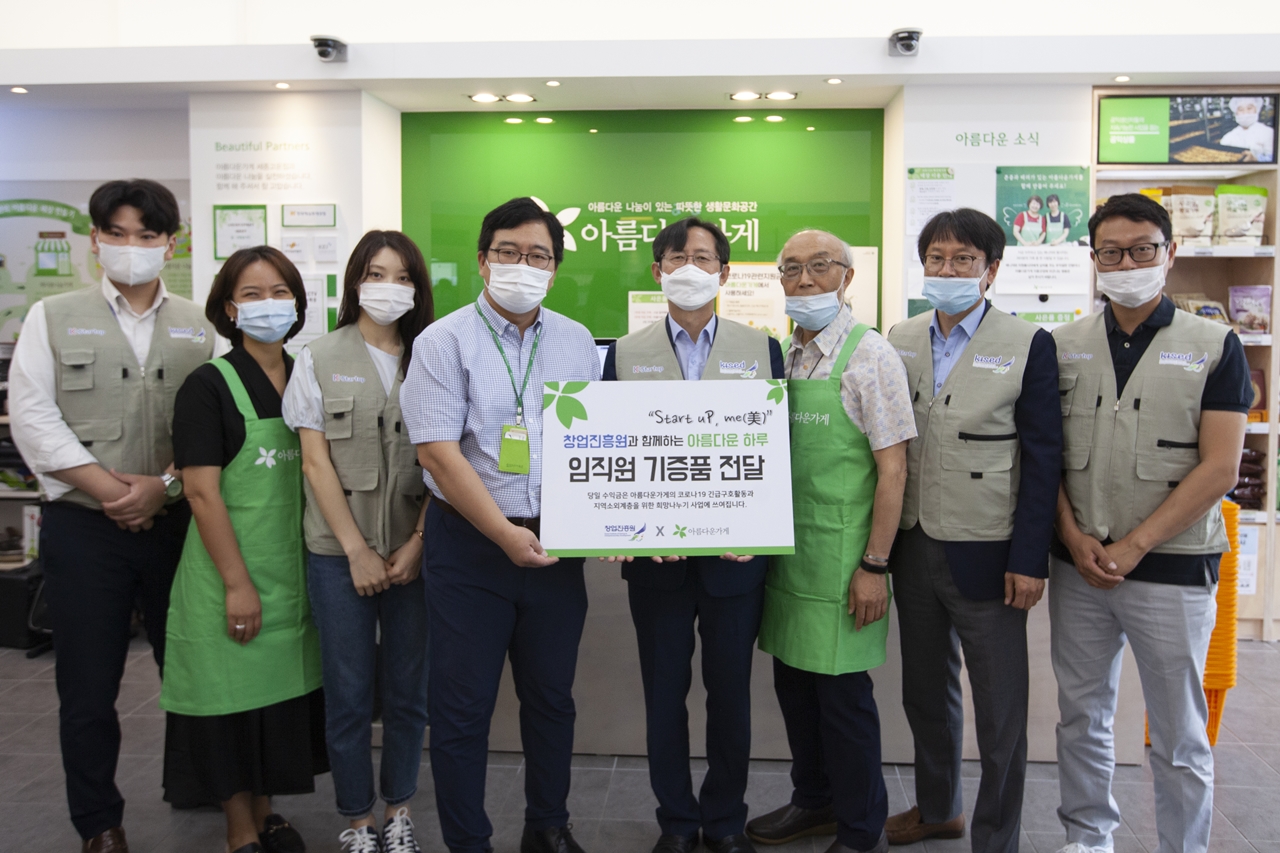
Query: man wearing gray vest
[[884, 209, 1061, 853], [1051, 194, 1249, 853], [600, 217, 784, 853], [9, 179, 216, 852]]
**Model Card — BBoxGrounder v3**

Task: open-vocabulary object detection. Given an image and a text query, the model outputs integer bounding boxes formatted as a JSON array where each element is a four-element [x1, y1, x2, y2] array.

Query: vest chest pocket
[[939, 443, 1016, 532], [1058, 374, 1077, 416], [1134, 377, 1202, 454], [66, 418, 123, 447], [1061, 372, 1100, 454], [59, 349, 97, 392], [323, 396, 355, 440]]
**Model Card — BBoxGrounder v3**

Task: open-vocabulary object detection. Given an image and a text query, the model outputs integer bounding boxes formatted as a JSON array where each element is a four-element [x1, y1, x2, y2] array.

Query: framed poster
[[213, 204, 267, 260], [1099, 95, 1277, 165], [282, 203, 337, 228]]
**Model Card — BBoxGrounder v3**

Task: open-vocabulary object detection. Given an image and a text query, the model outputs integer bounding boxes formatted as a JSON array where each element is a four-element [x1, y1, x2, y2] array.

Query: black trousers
[[627, 560, 764, 840], [424, 502, 588, 853], [40, 500, 191, 840], [773, 657, 888, 851]]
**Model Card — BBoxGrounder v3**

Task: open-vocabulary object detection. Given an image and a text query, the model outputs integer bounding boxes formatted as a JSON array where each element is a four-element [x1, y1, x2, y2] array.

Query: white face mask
[[486, 262, 553, 314], [97, 242, 167, 286], [784, 289, 844, 331], [1095, 264, 1166, 309], [359, 281, 416, 326], [660, 263, 722, 311], [1236, 111, 1258, 129]]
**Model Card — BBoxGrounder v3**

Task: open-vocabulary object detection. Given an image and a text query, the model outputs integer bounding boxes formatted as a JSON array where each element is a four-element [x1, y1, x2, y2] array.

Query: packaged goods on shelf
[[1229, 286, 1272, 334], [1249, 369, 1267, 422], [1169, 186, 1217, 247], [1215, 185, 1267, 246], [1232, 449, 1267, 510], [1172, 293, 1230, 324], [21, 505, 39, 562]]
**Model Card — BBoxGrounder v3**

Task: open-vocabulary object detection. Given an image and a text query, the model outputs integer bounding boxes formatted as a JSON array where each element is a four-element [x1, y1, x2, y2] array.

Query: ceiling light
[[1114, 75, 1131, 82], [506, 93, 535, 103], [765, 115, 785, 122], [766, 92, 796, 101], [826, 78, 842, 85], [589, 128, 598, 133], [731, 91, 760, 101], [504, 118, 523, 124], [10, 87, 28, 94], [536, 117, 554, 124], [275, 82, 290, 89], [733, 116, 754, 123], [546, 80, 560, 87], [471, 93, 500, 103], [806, 126, 815, 131]]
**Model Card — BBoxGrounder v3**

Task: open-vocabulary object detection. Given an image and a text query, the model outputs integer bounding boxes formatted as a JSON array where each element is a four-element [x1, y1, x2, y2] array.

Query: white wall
[[0, 108, 188, 181], [360, 92, 402, 233]]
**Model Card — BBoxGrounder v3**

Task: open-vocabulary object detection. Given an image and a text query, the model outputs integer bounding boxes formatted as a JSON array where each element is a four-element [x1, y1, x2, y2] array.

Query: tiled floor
[[1, 639, 1277, 853]]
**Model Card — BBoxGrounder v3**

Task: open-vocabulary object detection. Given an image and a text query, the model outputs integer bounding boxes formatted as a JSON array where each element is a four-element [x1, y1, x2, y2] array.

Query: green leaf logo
[[542, 380, 590, 428], [765, 378, 787, 406], [674, 524, 688, 539]]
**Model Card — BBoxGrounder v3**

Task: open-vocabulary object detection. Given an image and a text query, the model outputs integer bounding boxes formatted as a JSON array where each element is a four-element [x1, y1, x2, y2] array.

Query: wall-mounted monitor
[[1098, 95, 1276, 165]]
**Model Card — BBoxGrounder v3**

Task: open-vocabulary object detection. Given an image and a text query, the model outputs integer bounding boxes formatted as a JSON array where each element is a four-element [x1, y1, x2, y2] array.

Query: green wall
[[401, 109, 883, 337]]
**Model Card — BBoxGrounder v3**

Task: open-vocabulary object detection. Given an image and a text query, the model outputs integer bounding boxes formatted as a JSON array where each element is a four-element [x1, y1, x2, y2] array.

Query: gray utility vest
[[614, 315, 773, 381], [889, 307, 1037, 541], [303, 324, 425, 558], [1053, 308, 1229, 554], [44, 286, 214, 510]]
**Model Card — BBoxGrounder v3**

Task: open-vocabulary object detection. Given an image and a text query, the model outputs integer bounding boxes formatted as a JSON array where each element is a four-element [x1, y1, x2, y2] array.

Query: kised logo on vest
[[973, 354, 1016, 374], [1158, 351, 1208, 373], [719, 359, 759, 379]]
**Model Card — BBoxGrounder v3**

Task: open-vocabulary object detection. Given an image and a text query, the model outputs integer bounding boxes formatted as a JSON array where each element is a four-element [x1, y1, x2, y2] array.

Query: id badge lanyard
[[477, 303, 542, 474]]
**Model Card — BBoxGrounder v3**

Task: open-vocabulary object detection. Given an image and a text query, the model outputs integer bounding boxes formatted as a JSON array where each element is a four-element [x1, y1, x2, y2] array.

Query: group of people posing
[[9, 179, 1247, 853]]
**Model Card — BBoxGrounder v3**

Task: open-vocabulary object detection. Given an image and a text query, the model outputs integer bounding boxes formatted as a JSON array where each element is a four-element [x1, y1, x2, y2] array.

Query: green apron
[[759, 323, 890, 676], [1018, 214, 1044, 244], [159, 357, 321, 717], [1046, 212, 1067, 243]]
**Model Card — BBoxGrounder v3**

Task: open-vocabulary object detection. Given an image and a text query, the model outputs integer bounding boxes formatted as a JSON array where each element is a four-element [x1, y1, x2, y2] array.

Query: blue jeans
[[307, 551, 429, 818]]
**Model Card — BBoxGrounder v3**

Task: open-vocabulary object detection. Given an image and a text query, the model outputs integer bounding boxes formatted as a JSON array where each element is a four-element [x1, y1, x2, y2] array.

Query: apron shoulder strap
[[209, 357, 259, 424], [829, 323, 872, 379]]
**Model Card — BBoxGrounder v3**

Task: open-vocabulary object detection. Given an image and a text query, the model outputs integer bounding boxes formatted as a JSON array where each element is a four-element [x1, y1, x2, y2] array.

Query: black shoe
[[706, 833, 758, 853], [746, 804, 837, 845], [653, 834, 699, 853], [260, 814, 306, 853], [822, 830, 889, 853], [521, 825, 586, 853]]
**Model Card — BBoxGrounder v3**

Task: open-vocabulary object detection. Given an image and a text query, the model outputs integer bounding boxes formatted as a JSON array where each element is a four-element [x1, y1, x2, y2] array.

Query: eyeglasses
[[778, 258, 850, 281], [923, 254, 984, 275], [1094, 243, 1167, 267], [662, 253, 722, 272], [488, 247, 554, 270]]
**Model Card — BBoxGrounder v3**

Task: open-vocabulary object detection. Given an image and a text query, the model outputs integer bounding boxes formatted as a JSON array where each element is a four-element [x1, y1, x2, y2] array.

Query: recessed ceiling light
[[10, 87, 28, 94], [546, 80, 560, 87], [731, 91, 760, 101], [806, 126, 816, 131], [733, 116, 754, 123], [471, 93, 500, 103], [506, 93, 535, 103], [1114, 75, 1131, 82], [826, 78, 842, 85], [505, 118, 523, 124], [765, 115, 785, 122], [589, 128, 598, 133], [766, 92, 796, 101], [536, 117, 554, 124], [275, 82, 290, 89]]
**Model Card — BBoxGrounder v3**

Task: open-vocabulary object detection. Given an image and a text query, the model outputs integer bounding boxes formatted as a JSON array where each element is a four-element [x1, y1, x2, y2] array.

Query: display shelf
[[1239, 509, 1270, 525], [0, 490, 39, 500], [1242, 335, 1273, 346], [1247, 422, 1270, 434], [1181, 246, 1275, 259]]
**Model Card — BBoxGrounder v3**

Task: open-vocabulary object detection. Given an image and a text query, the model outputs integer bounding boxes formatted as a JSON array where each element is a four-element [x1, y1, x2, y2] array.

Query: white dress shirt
[[668, 314, 716, 381], [282, 341, 400, 433], [9, 276, 225, 500]]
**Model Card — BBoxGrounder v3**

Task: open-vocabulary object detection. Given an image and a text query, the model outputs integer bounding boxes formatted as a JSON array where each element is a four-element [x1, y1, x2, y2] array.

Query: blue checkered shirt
[[400, 295, 601, 517]]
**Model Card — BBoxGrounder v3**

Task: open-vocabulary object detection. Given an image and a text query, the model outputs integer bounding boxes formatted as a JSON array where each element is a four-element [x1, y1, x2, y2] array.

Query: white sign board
[[1237, 525, 1259, 596], [628, 291, 669, 334], [540, 380, 794, 558], [718, 262, 790, 341], [996, 245, 1092, 295]]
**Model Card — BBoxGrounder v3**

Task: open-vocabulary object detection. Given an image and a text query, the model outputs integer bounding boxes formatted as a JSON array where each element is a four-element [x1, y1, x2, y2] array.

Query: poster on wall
[[213, 204, 268, 260], [1099, 95, 1277, 165], [628, 291, 668, 334], [717, 262, 789, 341], [403, 110, 884, 338], [906, 167, 956, 235], [0, 182, 193, 342], [994, 167, 1092, 296]]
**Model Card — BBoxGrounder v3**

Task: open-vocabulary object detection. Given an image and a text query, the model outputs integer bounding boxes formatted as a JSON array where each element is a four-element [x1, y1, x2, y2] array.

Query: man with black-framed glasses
[[1050, 194, 1249, 853], [883, 208, 1061, 853], [600, 218, 783, 853]]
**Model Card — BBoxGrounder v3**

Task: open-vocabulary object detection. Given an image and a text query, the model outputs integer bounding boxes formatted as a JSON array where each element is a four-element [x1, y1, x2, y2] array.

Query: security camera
[[888, 28, 922, 57], [310, 35, 348, 63]]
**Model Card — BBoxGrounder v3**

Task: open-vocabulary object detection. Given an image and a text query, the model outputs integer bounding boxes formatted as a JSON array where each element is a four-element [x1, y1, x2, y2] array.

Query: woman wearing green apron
[[161, 246, 326, 853], [1045, 194, 1071, 246], [1013, 196, 1047, 246], [745, 230, 915, 853]]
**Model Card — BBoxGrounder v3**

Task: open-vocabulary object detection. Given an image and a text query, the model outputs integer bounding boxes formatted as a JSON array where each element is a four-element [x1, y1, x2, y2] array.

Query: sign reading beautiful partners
[[540, 380, 794, 558]]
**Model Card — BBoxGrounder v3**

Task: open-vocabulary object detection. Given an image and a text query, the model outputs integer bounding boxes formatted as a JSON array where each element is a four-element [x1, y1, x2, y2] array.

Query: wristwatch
[[161, 472, 184, 499]]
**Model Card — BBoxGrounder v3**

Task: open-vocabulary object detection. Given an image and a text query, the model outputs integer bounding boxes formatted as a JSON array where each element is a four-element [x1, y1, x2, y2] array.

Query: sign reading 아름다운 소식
[[540, 380, 795, 558]]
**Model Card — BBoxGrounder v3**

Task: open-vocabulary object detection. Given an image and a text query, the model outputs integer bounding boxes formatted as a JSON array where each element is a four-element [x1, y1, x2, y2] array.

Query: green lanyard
[[476, 302, 542, 426]]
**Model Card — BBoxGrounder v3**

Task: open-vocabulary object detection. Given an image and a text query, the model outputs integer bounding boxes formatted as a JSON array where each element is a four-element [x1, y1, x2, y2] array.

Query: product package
[[1215, 185, 1268, 246], [21, 504, 39, 562], [1230, 285, 1272, 335], [1184, 296, 1231, 325], [1249, 369, 1267, 422], [1233, 448, 1267, 510], [1169, 186, 1217, 247]]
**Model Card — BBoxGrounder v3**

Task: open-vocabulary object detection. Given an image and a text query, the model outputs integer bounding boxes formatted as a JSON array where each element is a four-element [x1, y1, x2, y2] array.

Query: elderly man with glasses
[[747, 229, 915, 853], [881, 208, 1062, 853], [1050, 194, 1249, 853], [600, 217, 784, 853]]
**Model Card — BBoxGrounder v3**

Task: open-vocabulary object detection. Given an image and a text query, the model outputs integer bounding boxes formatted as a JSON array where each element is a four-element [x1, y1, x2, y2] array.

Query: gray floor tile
[[1, 710, 60, 754], [1223, 702, 1280, 744], [1212, 742, 1280, 788], [1111, 782, 1157, 839], [594, 818, 670, 852], [0, 651, 54, 680], [1246, 742, 1280, 774], [1021, 779, 1069, 834], [566, 767, 613, 821], [0, 677, 60, 713], [1213, 782, 1280, 841], [603, 768, 661, 822]]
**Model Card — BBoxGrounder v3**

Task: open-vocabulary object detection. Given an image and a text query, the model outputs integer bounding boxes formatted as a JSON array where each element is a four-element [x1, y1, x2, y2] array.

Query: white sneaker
[[383, 807, 423, 853], [1055, 843, 1112, 853], [340, 825, 383, 853]]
